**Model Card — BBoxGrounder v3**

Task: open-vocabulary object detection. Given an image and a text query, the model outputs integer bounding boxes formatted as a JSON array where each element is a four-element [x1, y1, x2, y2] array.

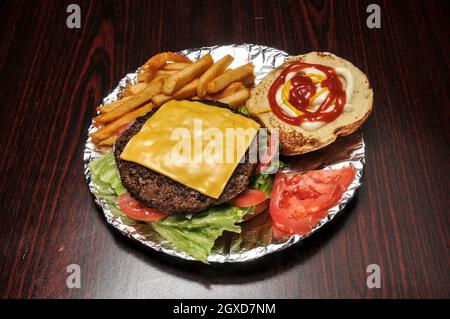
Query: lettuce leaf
[[250, 173, 274, 197], [239, 105, 250, 115], [151, 205, 252, 263], [89, 151, 138, 225], [89, 151, 127, 197]]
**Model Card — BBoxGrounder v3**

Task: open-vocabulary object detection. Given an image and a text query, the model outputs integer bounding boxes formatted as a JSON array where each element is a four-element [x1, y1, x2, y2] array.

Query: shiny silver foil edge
[[84, 43, 365, 263]]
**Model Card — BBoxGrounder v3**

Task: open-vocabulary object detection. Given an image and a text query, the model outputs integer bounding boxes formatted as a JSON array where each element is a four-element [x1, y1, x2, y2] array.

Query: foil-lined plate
[[84, 43, 365, 263]]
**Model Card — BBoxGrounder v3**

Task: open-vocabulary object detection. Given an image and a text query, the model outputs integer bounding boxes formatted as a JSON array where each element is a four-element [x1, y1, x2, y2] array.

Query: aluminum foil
[[84, 43, 365, 263]]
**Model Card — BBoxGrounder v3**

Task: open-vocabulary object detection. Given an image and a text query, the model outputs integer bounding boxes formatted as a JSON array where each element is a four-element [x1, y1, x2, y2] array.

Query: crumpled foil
[[84, 43, 365, 263]]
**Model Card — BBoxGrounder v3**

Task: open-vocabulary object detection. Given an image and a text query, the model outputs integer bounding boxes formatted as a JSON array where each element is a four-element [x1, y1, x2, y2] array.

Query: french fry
[[151, 73, 170, 83], [162, 62, 190, 71], [206, 82, 244, 100], [90, 103, 153, 141], [162, 54, 213, 95], [151, 79, 200, 106], [123, 82, 148, 96], [138, 52, 191, 85], [98, 75, 169, 114], [151, 93, 172, 107], [207, 63, 254, 94], [218, 88, 250, 108], [156, 70, 178, 76], [141, 52, 192, 73], [242, 74, 256, 87], [97, 96, 133, 114], [94, 77, 163, 124], [173, 79, 199, 100], [197, 55, 234, 98], [136, 71, 155, 83], [99, 136, 117, 146]]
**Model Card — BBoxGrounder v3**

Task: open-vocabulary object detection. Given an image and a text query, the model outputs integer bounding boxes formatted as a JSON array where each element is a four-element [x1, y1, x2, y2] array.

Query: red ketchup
[[268, 62, 346, 126]]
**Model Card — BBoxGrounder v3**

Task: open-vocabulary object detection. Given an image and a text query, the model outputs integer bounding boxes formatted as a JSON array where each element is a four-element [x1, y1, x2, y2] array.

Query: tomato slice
[[117, 193, 166, 221], [307, 166, 355, 189], [230, 189, 267, 207], [255, 131, 279, 174], [270, 166, 355, 237]]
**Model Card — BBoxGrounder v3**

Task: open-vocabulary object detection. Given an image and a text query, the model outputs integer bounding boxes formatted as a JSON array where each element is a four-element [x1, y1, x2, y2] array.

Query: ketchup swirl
[[268, 62, 346, 126]]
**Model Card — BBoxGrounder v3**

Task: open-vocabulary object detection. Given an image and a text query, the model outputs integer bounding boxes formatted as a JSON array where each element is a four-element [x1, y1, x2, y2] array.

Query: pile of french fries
[[90, 52, 255, 147]]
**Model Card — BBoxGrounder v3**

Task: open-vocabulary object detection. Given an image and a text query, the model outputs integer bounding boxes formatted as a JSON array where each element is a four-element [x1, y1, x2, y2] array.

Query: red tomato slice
[[118, 193, 166, 221], [270, 166, 355, 237], [255, 132, 279, 174], [307, 165, 355, 189], [272, 224, 293, 238], [230, 189, 267, 207]]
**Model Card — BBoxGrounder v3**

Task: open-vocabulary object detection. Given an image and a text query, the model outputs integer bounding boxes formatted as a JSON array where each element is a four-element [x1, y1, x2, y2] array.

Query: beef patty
[[114, 100, 258, 215]]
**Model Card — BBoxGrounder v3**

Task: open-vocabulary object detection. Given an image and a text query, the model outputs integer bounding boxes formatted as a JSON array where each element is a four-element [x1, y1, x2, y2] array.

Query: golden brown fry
[[151, 93, 172, 107], [124, 82, 148, 96], [136, 71, 155, 83], [162, 62, 190, 71], [173, 78, 199, 100], [97, 96, 133, 114], [242, 74, 256, 87], [94, 77, 163, 124], [141, 52, 192, 73], [151, 74, 170, 82], [162, 54, 213, 95], [99, 136, 117, 146], [156, 70, 178, 76], [151, 79, 199, 106], [218, 88, 250, 108], [97, 75, 169, 114], [139, 52, 190, 85], [197, 55, 234, 98], [207, 63, 254, 94], [206, 82, 245, 100], [90, 103, 153, 141]]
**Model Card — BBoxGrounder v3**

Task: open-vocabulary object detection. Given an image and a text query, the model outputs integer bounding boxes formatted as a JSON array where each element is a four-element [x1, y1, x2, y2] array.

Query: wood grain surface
[[0, 0, 449, 299]]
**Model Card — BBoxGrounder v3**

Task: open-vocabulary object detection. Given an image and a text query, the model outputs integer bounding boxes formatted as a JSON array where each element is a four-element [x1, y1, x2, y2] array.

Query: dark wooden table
[[0, 0, 448, 299]]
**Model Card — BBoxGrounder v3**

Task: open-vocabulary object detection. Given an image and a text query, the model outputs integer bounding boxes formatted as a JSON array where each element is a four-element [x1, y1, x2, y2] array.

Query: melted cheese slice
[[120, 100, 260, 199]]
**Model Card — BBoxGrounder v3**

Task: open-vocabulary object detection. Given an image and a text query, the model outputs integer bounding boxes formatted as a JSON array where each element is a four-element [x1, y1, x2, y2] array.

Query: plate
[[84, 44, 365, 263]]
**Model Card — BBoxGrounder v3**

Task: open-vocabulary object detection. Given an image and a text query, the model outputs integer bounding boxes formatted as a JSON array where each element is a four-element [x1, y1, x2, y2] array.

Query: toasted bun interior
[[246, 52, 373, 155]]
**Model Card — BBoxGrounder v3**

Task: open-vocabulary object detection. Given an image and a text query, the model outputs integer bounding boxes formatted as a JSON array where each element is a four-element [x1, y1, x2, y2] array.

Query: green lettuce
[[249, 160, 284, 197], [239, 105, 250, 115], [89, 151, 138, 225], [89, 151, 127, 197], [151, 205, 252, 263], [250, 173, 274, 197]]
